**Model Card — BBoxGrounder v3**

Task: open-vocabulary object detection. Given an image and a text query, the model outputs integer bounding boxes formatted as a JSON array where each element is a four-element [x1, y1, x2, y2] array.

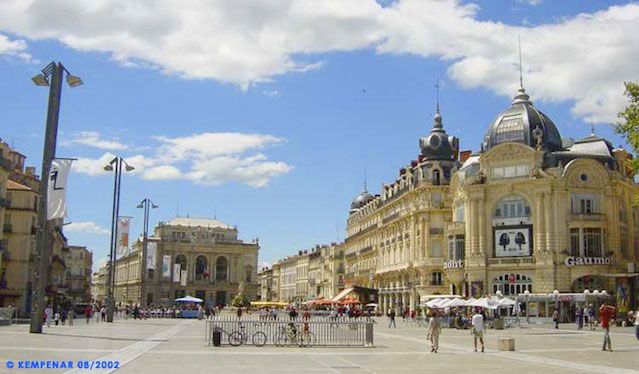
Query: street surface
[[0, 317, 638, 373]]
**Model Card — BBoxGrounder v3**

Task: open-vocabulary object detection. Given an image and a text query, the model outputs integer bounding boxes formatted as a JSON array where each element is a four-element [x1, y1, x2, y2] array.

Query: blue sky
[[0, 0, 637, 270]]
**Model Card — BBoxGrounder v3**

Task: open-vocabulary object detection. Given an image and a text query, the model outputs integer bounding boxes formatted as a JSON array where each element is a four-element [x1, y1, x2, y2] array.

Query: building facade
[[64, 246, 93, 303], [110, 216, 259, 307]]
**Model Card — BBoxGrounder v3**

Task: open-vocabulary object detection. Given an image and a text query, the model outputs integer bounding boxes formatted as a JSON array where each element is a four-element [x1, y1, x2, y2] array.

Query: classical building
[[91, 266, 107, 303], [112, 216, 259, 307], [64, 246, 93, 303]]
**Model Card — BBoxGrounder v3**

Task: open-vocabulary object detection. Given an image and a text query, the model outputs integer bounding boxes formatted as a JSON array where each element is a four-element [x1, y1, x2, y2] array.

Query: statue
[[532, 125, 543, 150]]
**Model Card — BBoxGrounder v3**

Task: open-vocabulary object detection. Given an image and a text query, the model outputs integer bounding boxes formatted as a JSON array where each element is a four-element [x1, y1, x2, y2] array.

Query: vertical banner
[[116, 217, 131, 255], [162, 255, 171, 277], [180, 270, 187, 287], [47, 159, 73, 220], [173, 264, 181, 283], [146, 242, 157, 270]]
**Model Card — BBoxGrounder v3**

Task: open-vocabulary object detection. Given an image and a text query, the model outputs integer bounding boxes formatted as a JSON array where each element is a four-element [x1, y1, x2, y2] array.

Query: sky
[[0, 0, 637, 271]]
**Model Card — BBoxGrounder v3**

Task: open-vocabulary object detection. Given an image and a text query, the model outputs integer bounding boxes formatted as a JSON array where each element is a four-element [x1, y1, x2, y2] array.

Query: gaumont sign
[[564, 256, 614, 266], [443, 259, 464, 269]]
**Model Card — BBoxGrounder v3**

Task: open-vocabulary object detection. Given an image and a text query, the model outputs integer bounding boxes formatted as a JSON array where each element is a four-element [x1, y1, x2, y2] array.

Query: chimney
[[25, 166, 36, 177], [298, 250, 302, 256], [459, 150, 472, 163]]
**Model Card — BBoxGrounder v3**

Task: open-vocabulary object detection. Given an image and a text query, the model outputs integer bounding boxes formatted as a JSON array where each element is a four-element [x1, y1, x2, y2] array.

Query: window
[[570, 228, 604, 257], [494, 115, 525, 143], [454, 204, 465, 223], [570, 228, 580, 256], [216, 257, 228, 281], [432, 169, 441, 185], [492, 274, 532, 296], [431, 272, 443, 286], [430, 241, 442, 257], [492, 164, 529, 179], [448, 235, 465, 261], [571, 193, 599, 214], [195, 256, 208, 280], [494, 196, 531, 218]]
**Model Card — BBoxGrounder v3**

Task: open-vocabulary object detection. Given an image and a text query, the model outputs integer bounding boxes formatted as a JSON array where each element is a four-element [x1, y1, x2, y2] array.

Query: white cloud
[[0, 33, 32, 61], [65, 221, 110, 235], [262, 90, 280, 98], [71, 132, 292, 187], [0, 1, 637, 122], [517, 0, 542, 6], [62, 131, 128, 150]]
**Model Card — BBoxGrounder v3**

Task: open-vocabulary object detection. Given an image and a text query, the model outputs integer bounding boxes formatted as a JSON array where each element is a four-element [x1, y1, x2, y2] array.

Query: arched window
[[492, 274, 532, 296], [216, 256, 228, 281], [494, 196, 531, 219], [432, 169, 441, 185], [195, 255, 208, 280], [175, 254, 187, 272]]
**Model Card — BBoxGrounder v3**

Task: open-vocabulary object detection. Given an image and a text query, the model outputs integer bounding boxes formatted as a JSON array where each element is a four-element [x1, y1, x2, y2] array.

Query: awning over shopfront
[[332, 288, 354, 302]]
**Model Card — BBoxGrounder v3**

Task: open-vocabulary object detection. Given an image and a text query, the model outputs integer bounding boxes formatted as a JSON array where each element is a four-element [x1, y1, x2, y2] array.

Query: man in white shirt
[[471, 309, 485, 353]]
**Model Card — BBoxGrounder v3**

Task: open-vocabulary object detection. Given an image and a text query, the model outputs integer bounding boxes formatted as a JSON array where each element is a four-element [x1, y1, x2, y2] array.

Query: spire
[[512, 35, 531, 105], [590, 116, 595, 136], [363, 168, 368, 193], [433, 80, 443, 129]]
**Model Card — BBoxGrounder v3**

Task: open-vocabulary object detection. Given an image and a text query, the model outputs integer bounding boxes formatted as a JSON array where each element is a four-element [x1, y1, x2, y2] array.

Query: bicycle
[[275, 323, 316, 347], [214, 323, 268, 347]]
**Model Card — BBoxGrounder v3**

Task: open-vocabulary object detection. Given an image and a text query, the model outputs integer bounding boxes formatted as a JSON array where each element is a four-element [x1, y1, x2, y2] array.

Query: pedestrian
[[100, 306, 106, 322], [44, 305, 53, 328], [588, 304, 596, 330], [61, 308, 67, 325], [576, 307, 583, 330], [388, 309, 396, 328], [67, 309, 74, 326], [552, 308, 559, 329], [54, 310, 60, 326], [471, 308, 485, 353], [599, 302, 615, 351], [426, 311, 442, 353], [583, 305, 589, 327], [237, 307, 243, 319], [84, 305, 92, 324]]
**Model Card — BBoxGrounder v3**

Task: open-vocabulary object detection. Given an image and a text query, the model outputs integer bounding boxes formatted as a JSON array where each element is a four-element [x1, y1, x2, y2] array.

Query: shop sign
[[564, 256, 613, 266], [443, 259, 464, 269]]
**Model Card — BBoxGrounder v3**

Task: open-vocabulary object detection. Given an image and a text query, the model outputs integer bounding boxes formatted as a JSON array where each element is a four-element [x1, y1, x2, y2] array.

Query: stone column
[[534, 192, 545, 254], [466, 198, 475, 255], [544, 191, 553, 253], [478, 198, 485, 256], [409, 291, 415, 313]]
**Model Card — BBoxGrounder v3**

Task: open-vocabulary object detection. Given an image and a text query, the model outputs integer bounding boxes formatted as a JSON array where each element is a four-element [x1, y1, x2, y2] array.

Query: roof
[[562, 135, 613, 157], [166, 216, 233, 230], [7, 179, 32, 191]]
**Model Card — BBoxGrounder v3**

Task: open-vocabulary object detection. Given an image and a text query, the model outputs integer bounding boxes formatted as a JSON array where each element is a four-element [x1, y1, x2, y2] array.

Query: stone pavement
[[1, 317, 638, 373]]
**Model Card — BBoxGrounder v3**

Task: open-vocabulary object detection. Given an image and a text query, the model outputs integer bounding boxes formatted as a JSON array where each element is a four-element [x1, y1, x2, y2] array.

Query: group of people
[[43, 305, 75, 327], [424, 308, 487, 353]]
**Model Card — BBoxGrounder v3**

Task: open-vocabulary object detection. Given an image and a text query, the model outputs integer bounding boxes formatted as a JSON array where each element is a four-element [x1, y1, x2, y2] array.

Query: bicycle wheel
[[228, 331, 243, 346], [252, 331, 267, 347], [275, 332, 289, 346], [299, 331, 316, 347]]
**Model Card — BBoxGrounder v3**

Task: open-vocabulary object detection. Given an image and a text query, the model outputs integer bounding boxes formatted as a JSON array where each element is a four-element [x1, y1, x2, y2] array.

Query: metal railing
[[205, 316, 374, 347]]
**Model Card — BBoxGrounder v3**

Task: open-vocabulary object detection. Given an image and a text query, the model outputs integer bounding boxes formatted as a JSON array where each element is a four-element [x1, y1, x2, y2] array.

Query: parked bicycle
[[216, 323, 268, 347], [275, 323, 315, 347]]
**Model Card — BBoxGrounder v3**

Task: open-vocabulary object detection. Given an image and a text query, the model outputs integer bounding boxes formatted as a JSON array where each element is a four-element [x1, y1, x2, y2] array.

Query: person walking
[[84, 305, 92, 324], [588, 304, 596, 330], [471, 309, 485, 353], [44, 305, 53, 328], [60, 308, 67, 326], [576, 307, 583, 330], [54, 310, 60, 326], [100, 306, 106, 322], [599, 302, 615, 351], [388, 309, 396, 328], [67, 309, 74, 326], [552, 308, 559, 329], [426, 311, 442, 353]]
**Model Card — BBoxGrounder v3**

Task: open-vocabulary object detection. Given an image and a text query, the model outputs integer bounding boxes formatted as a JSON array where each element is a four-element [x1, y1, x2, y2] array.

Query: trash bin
[[212, 327, 222, 346], [494, 318, 504, 330]]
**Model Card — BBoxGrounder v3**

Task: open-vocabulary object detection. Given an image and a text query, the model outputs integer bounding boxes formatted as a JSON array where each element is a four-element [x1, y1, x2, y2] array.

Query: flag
[[146, 242, 157, 270], [116, 217, 130, 255], [47, 159, 73, 220], [162, 255, 171, 277], [180, 270, 187, 287], [173, 263, 180, 283]]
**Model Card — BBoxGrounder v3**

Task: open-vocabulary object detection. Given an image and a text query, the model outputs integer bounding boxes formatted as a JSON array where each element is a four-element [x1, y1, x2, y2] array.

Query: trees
[[616, 82, 639, 172]]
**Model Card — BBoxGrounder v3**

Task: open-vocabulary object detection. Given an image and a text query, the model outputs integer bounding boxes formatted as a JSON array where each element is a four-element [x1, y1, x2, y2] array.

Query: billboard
[[494, 226, 532, 257], [162, 255, 171, 277]]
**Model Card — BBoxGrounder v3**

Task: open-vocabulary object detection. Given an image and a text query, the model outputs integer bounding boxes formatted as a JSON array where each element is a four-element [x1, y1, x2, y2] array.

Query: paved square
[[1, 318, 638, 373]]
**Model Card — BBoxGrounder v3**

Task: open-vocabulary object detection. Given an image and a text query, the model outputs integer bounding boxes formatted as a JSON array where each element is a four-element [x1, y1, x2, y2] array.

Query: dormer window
[[492, 164, 529, 179]]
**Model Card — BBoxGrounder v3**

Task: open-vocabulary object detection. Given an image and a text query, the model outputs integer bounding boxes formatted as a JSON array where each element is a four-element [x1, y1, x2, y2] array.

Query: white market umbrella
[[424, 298, 444, 308], [366, 303, 378, 307], [444, 298, 468, 308], [175, 295, 203, 303], [497, 297, 516, 307], [468, 297, 498, 310]]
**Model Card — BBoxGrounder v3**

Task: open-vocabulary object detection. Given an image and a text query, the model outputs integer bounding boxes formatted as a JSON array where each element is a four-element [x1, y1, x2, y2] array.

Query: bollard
[[498, 337, 515, 351]]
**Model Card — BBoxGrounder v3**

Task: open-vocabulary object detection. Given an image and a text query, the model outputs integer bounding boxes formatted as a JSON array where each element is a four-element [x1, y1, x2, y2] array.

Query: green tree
[[616, 82, 639, 172], [231, 294, 250, 308]]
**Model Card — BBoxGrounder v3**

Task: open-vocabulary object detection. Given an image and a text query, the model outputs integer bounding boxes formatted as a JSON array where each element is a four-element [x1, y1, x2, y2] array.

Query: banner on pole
[[47, 159, 73, 220], [173, 264, 180, 283], [162, 255, 171, 277], [146, 242, 157, 270], [116, 217, 131, 255], [180, 270, 187, 287]]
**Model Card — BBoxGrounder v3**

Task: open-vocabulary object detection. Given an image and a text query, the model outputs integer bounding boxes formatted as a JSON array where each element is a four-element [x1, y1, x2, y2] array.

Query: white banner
[[146, 242, 157, 270], [162, 255, 171, 277], [173, 263, 181, 283], [180, 270, 187, 287], [116, 217, 131, 255], [495, 226, 531, 257], [47, 159, 73, 220]]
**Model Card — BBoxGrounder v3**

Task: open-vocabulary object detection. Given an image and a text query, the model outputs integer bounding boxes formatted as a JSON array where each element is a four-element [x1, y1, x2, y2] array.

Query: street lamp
[[138, 198, 158, 308], [104, 157, 134, 322], [29, 62, 83, 334]]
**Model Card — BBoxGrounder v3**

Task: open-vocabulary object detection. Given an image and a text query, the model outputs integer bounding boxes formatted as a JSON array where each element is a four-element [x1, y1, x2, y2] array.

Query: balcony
[[429, 228, 444, 235], [487, 257, 535, 265], [0, 196, 10, 208], [3, 223, 12, 233], [570, 212, 605, 222]]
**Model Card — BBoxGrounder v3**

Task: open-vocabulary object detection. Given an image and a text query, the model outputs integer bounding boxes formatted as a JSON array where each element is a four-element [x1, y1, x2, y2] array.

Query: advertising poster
[[162, 255, 171, 277], [495, 226, 531, 257], [173, 263, 180, 282]]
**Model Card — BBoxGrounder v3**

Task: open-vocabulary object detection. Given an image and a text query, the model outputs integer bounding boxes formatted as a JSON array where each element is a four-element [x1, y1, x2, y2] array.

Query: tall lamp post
[[137, 198, 158, 308], [29, 62, 83, 334], [104, 157, 134, 322]]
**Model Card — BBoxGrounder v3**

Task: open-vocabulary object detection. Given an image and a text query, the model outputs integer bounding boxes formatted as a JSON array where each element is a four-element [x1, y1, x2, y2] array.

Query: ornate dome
[[482, 87, 562, 152], [419, 108, 459, 161], [350, 190, 374, 211]]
